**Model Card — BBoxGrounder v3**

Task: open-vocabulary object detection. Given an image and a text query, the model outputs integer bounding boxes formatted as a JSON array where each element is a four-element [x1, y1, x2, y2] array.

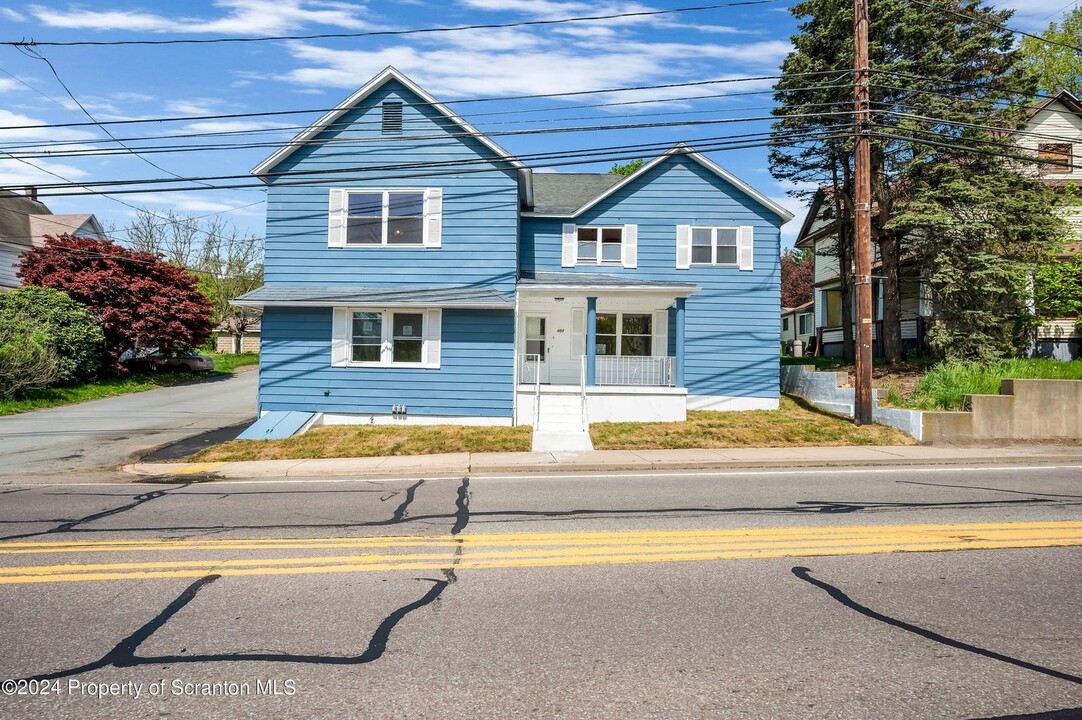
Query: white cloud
[[125, 192, 266, 215], [0, 78, 24, 93], [28, 0, 371, 35], [181, 120, 294, 133], [0, 7, 26, 21], [0, 109, 99, 144], [993, 0, 1076, 29], [165, 98, 226, 116], [0, 158, 88, 188]]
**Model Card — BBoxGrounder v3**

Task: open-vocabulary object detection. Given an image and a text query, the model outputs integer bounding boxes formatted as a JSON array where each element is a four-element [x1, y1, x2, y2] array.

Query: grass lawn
[[0, 352, 260, 417], [888, 359, 1082, 410], [192, 423, 533, 462], [590, 396, 915, 449]]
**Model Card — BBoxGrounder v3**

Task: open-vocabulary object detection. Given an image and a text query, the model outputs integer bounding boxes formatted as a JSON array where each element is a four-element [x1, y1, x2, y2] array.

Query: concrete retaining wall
[[923, 379, 1082, 442], [780, 365, 923, 440]]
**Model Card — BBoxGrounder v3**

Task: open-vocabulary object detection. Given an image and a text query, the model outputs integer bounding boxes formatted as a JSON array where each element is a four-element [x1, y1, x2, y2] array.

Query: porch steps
[[531, 392, 593, 452]]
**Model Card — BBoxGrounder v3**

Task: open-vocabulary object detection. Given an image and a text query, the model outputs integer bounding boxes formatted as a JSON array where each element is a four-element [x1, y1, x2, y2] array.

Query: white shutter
[[622, 224, 638, 268], [423, 188, 443, 248], [328, 189, 346, 247], [331, 307, 350, 366], [738, 225, 754, 271], [424, 308, 442, 368], [571, 308, 585, 357], [652, 310, 667, 357], [561, 223, 577, 267], [675, 224, 691, 269]]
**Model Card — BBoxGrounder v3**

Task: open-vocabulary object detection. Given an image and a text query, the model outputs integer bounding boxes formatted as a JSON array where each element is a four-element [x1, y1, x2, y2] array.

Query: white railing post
[[580, 354, 588, 432]]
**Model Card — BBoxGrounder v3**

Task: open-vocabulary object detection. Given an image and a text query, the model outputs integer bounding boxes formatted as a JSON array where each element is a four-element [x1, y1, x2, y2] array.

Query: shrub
[[0, 316, 59, 398], [0, 286, 104, 384]]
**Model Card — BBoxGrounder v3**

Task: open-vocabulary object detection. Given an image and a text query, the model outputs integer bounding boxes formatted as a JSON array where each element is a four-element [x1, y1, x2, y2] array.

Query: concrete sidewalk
[[124, 444, 1082, 480]]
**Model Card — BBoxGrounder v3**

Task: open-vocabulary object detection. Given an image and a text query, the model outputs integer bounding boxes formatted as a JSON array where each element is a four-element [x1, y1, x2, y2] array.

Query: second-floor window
[[1038, 143, 1072, 175], [347, 191, 424, 245], [691, 226, 739, 266], [328, 188, 442, 248], [577, 227, 623, 265]]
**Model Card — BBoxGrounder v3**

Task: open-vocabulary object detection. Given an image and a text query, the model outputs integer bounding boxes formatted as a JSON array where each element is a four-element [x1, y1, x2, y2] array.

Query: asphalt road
[[0, 464, 1080, 719], [0, 370, 257, 480]]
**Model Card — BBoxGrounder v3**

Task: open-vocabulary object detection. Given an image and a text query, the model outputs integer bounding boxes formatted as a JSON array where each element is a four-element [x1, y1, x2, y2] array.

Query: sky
[[0, 0, 1071, 248]]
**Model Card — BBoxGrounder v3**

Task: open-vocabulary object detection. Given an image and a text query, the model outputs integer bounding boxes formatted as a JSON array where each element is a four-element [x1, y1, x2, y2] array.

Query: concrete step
[[531, 430, 594, 452]]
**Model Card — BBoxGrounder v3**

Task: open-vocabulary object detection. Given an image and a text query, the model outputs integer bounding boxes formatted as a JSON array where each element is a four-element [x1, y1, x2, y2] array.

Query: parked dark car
[[121, 348, 215, 373]]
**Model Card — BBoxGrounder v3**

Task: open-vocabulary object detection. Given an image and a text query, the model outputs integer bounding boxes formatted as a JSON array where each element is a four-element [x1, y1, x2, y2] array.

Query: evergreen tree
[[771, 0, 1034, 362]]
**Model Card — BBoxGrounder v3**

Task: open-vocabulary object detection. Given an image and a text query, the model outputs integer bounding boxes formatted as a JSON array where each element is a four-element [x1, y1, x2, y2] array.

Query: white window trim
[[328, 188, 442, 248], [595, 311, 655, 357], [689, 226, 740, 267], [332, 307, 441, 369], [576, 226, 625, 266]]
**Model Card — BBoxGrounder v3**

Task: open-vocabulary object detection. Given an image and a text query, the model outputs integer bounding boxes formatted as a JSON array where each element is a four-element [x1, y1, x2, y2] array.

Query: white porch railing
[[595, 356, 675, 387], [518, 353, 541, 385]]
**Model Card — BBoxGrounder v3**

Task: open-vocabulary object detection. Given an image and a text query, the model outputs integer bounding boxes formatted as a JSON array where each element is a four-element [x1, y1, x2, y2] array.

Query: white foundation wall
[[687, 395, 779, 412], [516, 387, 687, 424], [318, 413, 513, 427]]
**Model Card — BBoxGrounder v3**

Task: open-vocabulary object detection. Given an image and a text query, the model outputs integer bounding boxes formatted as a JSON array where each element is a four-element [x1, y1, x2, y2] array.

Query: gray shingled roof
[[233, 285, 515, 308], [530, 173, 625, 215], [519, 272, 698, 290], [0, 190, 51, 247]]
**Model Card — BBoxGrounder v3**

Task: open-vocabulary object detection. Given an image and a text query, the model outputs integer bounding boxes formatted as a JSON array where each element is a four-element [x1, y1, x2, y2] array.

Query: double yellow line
[[0, 522, 1079, 585]]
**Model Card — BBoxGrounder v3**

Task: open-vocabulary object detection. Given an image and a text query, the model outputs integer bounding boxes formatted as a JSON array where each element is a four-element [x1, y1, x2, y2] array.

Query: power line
[[4, 1, 782, 48], [0, 69, 853, 132], [1, 108, 858, 162], [4, 128, 854, 198], [907, 0, 1082, 54]]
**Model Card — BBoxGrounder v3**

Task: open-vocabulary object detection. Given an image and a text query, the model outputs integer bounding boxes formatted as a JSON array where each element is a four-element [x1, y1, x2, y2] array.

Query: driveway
[[0, 369, 257, 480]]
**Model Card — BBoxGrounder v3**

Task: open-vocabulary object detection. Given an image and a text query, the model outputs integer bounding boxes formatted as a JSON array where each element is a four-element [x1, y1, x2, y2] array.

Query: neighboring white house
[[780, 301, 814, 354], [0, 188, 106, 291]]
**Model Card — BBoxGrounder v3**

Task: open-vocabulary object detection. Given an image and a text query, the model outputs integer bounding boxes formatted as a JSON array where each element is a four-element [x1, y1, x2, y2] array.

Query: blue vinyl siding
[[263, 79, 519, 292], [258, 307, 514, 417], [521, 155, 782, 400]]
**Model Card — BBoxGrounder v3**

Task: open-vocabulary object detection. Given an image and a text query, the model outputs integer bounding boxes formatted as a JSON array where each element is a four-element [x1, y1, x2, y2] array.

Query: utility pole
[[852, 0, 874, 425]]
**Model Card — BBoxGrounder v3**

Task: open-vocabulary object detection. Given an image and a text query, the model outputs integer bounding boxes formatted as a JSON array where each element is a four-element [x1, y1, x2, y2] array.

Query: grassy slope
[[0, 352, 260, 417], [898, 359, 1082, 410]]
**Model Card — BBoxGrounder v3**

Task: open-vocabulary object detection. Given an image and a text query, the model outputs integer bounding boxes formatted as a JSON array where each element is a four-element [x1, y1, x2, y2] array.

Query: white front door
[[524, 314, 550, 383]]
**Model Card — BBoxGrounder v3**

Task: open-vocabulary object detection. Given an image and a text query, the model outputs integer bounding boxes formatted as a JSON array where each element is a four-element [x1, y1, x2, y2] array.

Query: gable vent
[[382, 101, 403, 134]]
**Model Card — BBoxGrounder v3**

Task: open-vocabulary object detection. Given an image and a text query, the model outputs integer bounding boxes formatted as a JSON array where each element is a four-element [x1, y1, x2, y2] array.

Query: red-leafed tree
[[781, 248, 814, 308], [17, 235, 213, 370]]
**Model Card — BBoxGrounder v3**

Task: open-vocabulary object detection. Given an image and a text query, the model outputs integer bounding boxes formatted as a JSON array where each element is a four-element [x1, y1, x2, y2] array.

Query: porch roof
[[232, 285, 515, 309], [517, 271, 699, 296]]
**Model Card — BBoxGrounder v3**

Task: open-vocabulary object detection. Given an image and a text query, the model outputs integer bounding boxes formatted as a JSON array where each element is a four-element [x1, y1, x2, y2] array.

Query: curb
[[122, 451, 1082, 481]]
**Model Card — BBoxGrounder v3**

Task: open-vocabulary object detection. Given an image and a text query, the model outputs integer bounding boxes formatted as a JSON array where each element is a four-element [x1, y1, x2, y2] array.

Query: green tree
[[609, 159, 644, 176], [890, 159, 1066, 360], [771, 0, 1033, 363], [1020, 6, 1082, 96], [1034, 253, 1082, 325], [0, 286, 104, 385]]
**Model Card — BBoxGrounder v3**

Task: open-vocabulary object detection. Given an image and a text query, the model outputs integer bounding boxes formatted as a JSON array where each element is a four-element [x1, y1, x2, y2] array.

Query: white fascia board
[[230, 299, 513, 310], [251, 66, 526, 180], [517, 284, 700, 297], [567, 143, 795, 223]]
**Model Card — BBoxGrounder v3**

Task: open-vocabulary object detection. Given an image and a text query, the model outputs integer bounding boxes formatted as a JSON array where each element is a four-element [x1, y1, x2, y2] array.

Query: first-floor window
[[337, 308, 439, 367], [392, 312, 424, 363], [798, 313, 812, 336], [596, 312, 652, 357], [351, 312, 382, 362]]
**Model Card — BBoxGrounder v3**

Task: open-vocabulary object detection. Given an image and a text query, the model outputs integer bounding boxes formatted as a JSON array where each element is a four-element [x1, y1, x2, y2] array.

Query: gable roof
[[527, 144, 793, 222], [531, 173, 626, 214], [251, 66, 527, 182], [0, 190, 51, 247], [1028, 89, 1082, 119], [28, 214, 105, 245]]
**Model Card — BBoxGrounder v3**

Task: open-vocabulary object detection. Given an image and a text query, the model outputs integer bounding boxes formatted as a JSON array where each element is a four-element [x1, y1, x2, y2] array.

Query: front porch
[[514, 272, 698, 426]]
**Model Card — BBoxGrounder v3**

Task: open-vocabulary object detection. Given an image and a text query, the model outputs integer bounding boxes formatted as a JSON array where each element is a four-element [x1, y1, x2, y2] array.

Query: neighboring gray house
[[0, 188, 105, 291]]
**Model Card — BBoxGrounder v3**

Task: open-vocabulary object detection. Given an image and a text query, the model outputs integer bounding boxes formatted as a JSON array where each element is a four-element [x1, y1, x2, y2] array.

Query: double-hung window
[[329, 188, 442, 248], [691, 227, 739, 266], [562, 223, 638, 268], [798, 313, 812, 337], [333, 308, 441, 368], [577, 227, 623, 265], [595, 312, 652, 357]]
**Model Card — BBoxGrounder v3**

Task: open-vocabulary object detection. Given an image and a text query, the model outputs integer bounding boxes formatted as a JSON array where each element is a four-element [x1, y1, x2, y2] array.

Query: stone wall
[[780, 364, 923, 440]]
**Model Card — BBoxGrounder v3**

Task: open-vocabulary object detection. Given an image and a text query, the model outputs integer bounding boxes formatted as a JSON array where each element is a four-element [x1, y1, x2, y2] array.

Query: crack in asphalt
[[792, 566, 1082, 686]]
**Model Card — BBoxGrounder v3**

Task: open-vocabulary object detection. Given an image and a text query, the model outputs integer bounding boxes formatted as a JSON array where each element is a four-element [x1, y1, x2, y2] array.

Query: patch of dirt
[[834, 361, 930, 399]]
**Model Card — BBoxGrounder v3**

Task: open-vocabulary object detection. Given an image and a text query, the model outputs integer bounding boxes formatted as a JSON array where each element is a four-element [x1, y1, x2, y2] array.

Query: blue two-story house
[[235, 67, 792, 444]]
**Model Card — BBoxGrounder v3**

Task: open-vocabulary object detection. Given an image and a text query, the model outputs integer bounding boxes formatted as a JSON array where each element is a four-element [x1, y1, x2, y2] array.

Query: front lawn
[[0, 352, 259, 417], [191, 423, 534, 462], [590, 396, 914, 449]]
